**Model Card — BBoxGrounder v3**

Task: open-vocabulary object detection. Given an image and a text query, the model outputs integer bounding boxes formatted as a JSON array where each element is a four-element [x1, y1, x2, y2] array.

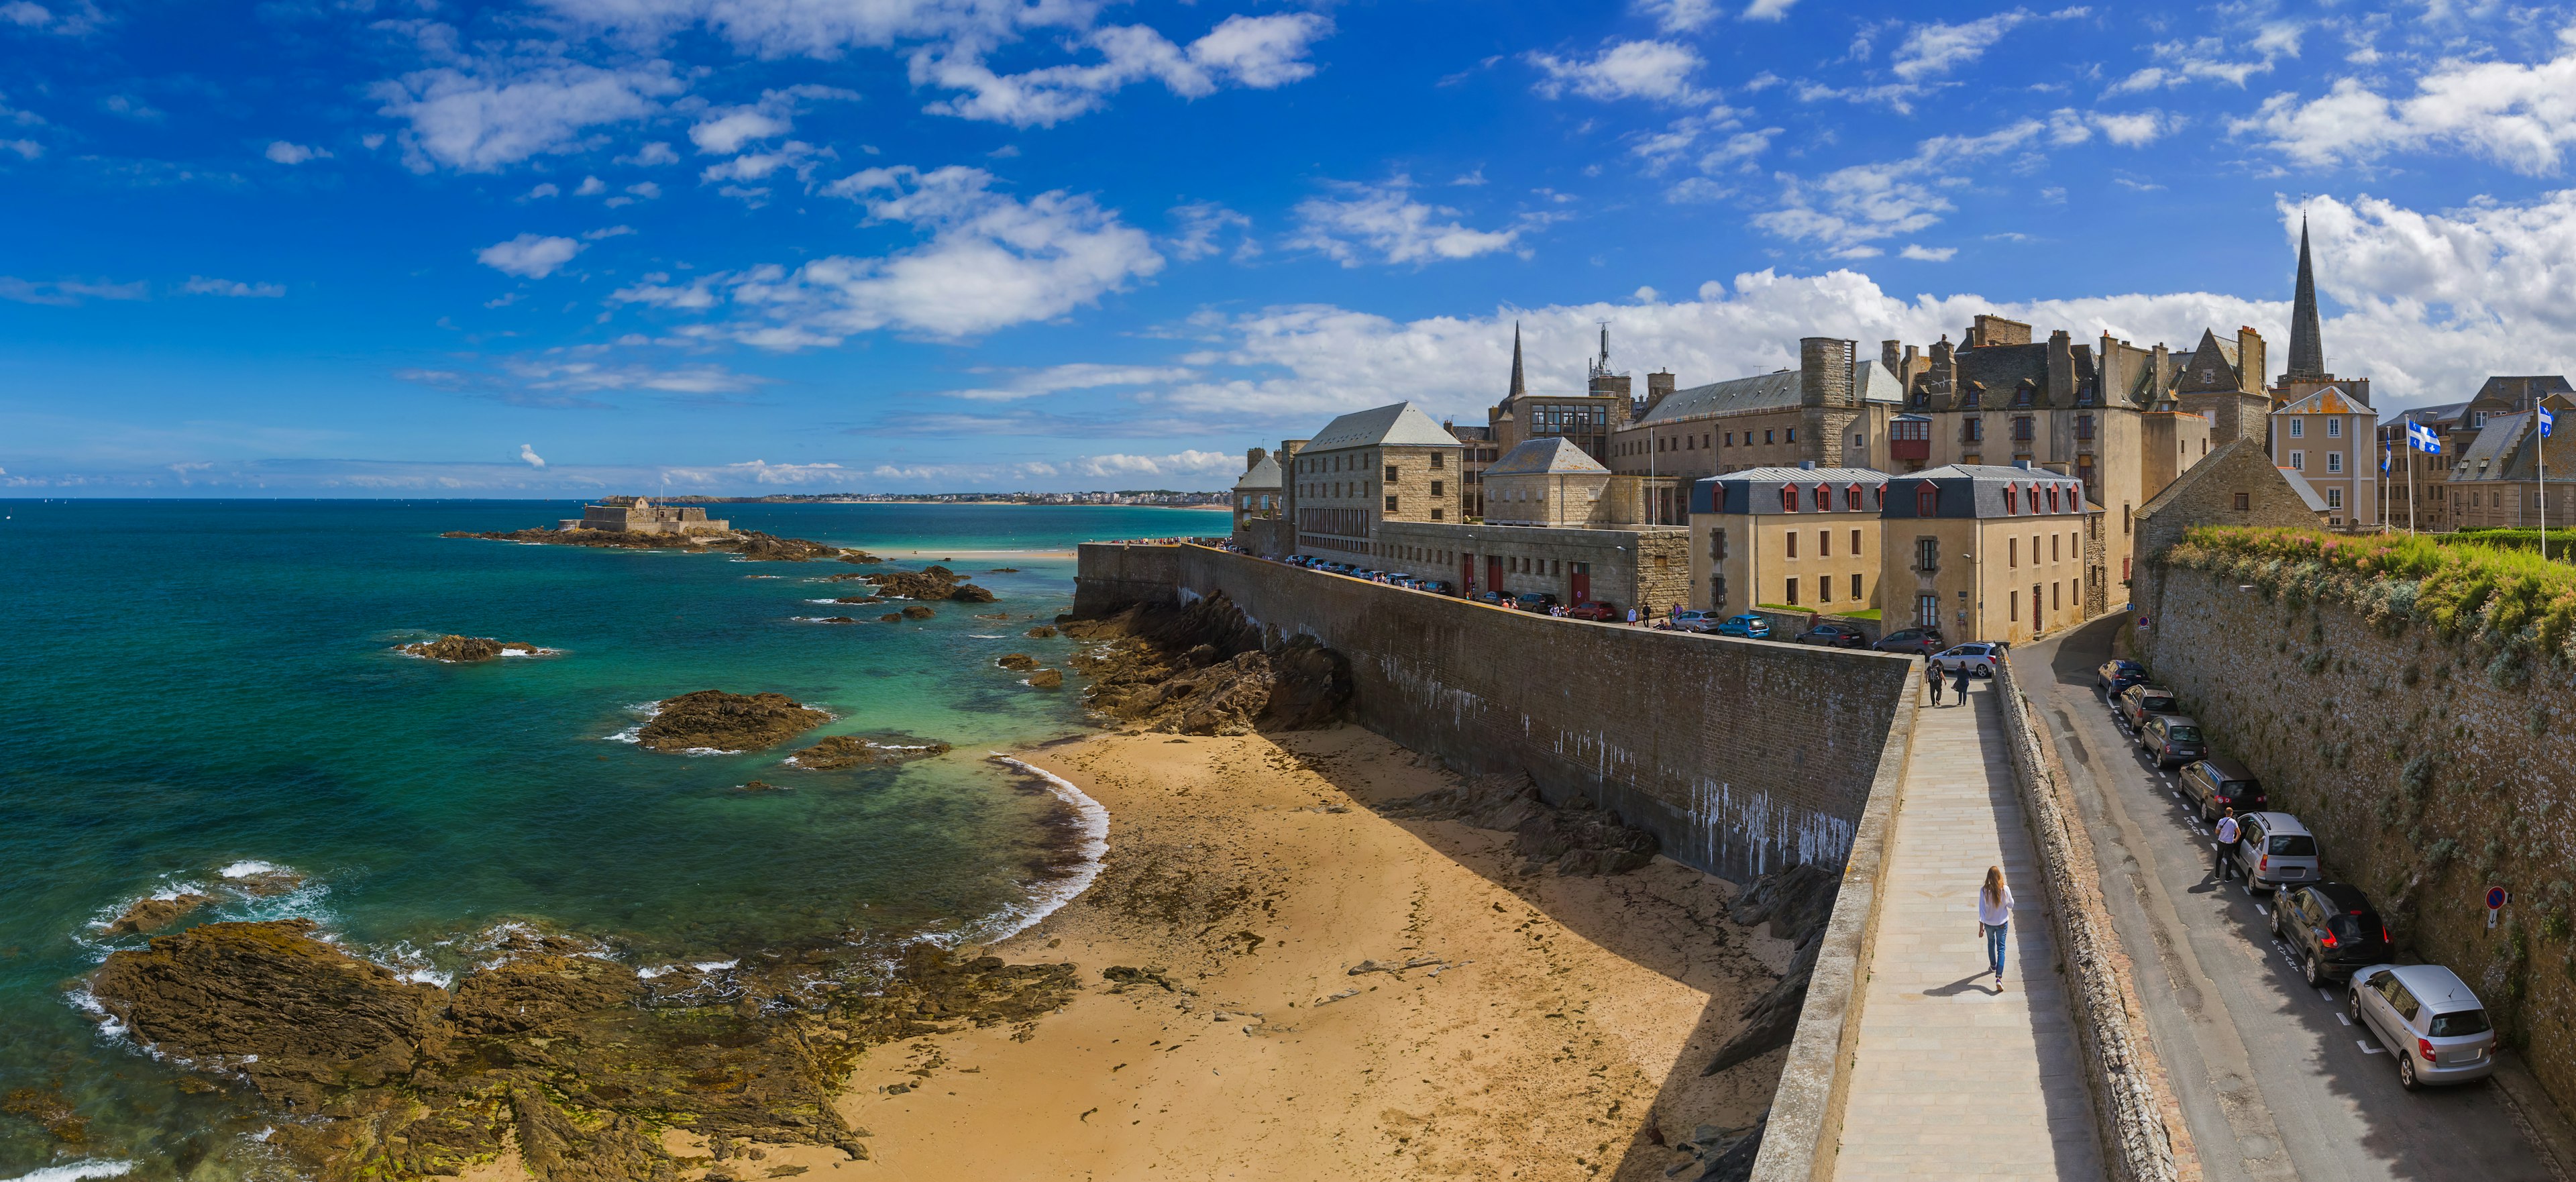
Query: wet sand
[[754, 726, 1792, 1182]]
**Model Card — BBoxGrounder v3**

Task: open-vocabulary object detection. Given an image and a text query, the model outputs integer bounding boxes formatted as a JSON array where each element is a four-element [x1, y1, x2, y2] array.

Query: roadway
[[2020, 615, 2571, 1182]]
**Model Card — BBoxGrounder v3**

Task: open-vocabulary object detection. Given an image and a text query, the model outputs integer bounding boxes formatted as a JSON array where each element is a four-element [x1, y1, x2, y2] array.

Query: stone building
[[1688, 466, 1889, 618], [1607, 339, 1900, 521], [2379, 377, 2573, 532], [1279, 402, 1462, 557], [559, 496, 728, 534], [2130, 438, 2330, 635], [1878, 464, 2103, 643], [1374, 520, 1690, 616], [1230, 447, 1286, 554], [1481, 437, 1664, 528], [1481, 324, 1636, 468], [2269, 384, 2377, 529]]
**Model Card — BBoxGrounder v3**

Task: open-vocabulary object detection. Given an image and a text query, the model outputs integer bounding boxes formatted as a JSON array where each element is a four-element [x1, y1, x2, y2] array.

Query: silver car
[[2227, 812, 2319, 892], [2351, 963, 2496, 1089]]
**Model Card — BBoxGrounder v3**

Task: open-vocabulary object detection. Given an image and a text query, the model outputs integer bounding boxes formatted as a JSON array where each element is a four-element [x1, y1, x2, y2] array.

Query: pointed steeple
[[1507, 321, 1526, 402], [2287, 216, 2325, 380]]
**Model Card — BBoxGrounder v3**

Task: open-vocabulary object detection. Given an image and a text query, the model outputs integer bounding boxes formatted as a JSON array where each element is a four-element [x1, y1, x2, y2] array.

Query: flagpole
[[2410, 423, 2420, 537]]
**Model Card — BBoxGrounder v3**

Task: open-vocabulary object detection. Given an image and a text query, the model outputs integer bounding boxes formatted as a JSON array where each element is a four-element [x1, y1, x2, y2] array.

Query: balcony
[[1890, 438, 1930, 461]]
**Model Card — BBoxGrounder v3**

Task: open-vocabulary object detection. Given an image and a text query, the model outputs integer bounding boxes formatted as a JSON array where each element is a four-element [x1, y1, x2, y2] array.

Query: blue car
[[1714, 614, 1771, 639], [2096, 659, 2148, 696]]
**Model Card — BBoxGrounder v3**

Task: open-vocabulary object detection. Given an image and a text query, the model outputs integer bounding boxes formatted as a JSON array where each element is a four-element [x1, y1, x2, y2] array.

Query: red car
[[1564, 601, 1618, 621]]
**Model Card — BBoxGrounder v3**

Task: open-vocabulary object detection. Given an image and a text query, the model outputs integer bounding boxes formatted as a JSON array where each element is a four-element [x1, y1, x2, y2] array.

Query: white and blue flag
[[2541, 404, 2555, 439], [2408, 419, 2444, 453]]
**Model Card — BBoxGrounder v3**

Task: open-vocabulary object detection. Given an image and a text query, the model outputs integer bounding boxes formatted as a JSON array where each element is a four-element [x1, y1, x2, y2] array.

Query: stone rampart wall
[[2143, 566, 2576, 1116], [1076, 543, 1913, 883]]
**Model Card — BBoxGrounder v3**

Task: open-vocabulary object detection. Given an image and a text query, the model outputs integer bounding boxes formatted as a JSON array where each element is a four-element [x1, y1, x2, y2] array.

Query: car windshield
[[2267, 833, 2315, 856], [2428, 1008, 2491, 1037], [2165, 725, 2202, 743]]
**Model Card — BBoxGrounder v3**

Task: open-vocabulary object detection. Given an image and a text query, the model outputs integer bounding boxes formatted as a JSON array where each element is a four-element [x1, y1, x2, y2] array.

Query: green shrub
[[2167, 527, 2576, 671]]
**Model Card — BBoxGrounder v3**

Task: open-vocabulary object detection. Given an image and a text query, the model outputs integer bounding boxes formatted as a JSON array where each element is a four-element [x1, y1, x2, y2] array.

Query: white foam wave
[[219, 860, 282, 879], [635, 965, 670, 979], [150, 881, 209, 901], [2, 1159, 138, 1181], [967, 634, 1005, 639], [606, 726, 643, 743], [692, 959, 738, 971], [975, 756, 1111, 945]]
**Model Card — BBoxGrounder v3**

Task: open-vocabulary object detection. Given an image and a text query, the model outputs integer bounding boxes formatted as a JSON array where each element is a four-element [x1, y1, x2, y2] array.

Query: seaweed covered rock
[[861, 565, 995, 603], [1024, 625, 1058, 639], [399, 635, 551, 662], [996, 653, 1040, 671], [1026, 669, 1063, 690], [786, 735, 953, 769], [900, 605, 936, 621], [637, 691, 830, 753], [724, 533, 841, 562], [1063, 594, 1349, 735], [107, 893, 211, 935]]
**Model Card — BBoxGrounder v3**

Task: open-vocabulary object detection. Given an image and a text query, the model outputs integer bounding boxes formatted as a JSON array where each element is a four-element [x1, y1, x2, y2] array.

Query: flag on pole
[[2542, 405, 2555, 439], [2408, 420, 2444, 453], [2382, 446, 2391, 472]]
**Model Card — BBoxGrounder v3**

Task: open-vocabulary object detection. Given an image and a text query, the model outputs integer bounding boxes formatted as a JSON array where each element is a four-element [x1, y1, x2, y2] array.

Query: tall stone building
[[1481, 323, 1635, 472], [2379, 376, 2573, 532], [1878, 463, 2103, 643], [1688, 466, 1890, 617], [2270, 219, 2373, 408], [1230, 447, 1286, 554], [2269, 384, 2377, 529], [1277, 402, 1463, 557], [1605, 336, 1903, 521]]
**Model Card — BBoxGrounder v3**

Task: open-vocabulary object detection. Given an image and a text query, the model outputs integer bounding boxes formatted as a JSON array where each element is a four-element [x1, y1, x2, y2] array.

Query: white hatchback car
[[1930, 642, 2006, 677], [2351, 963, 2496, 1089]]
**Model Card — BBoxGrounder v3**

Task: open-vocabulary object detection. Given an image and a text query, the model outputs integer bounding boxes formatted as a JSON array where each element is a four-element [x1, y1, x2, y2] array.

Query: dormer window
[[1814, 483, 1831, 511], [1780, 485, 1799, 513], [1845, 482, 1865, 511], [1915, 482, 1938, 516], [2005, 484, 2019, 515]]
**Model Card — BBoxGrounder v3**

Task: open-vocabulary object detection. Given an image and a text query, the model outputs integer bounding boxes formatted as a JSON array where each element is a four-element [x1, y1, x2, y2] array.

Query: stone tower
[[1507, 321, 1527, 402], [1798, 336, 1860, 466], [2286, 217, 2326, 382]]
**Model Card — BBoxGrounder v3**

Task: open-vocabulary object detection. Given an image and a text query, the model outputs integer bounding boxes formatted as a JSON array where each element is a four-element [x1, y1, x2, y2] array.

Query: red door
[[1487, 555, 1504, 595], [1462, 553, 1476, 594], [1570, 563, 1591, 605]]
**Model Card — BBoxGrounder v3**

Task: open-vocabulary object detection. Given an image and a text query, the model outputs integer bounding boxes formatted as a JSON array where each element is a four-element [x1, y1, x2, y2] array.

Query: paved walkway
[[1831, 679, 2105, 1182]]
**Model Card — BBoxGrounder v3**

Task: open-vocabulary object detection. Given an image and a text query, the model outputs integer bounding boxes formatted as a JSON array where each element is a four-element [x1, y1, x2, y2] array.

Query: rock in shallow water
[[1026, 669, 1064, 690], [399, 635, 550, 662], [637, 690, 830, 753], [786, 735, 953, 770], [995, 653, 1039, 671], [107, 893, 211, 935]]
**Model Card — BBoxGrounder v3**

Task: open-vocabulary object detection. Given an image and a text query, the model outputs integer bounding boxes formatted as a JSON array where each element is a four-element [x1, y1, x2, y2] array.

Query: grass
[[2162, 526, 2576, 671], [1833, 608, 1883, 621], [2447, 528, 2576, 561]]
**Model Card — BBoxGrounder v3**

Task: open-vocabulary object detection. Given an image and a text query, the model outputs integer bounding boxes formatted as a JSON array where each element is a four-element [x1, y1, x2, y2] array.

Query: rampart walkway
[[1831, 678, 2104, 1181]]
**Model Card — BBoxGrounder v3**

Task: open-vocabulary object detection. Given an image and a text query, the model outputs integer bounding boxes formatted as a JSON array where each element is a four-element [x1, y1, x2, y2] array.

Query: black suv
[[2180, 757, 2267, 822], [2271, 882, 2392, 985]]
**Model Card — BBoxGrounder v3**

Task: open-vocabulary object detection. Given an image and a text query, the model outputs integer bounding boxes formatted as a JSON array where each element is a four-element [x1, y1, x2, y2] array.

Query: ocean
[[0, 499, 1218, 1181]]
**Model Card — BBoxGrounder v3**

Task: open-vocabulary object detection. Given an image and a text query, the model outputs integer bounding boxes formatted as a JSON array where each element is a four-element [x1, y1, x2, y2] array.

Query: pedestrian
[[1950, 661, 1970, 705], [1928, 657, 1945, 706], [1978, 864, 2012, 988], [2213, 808, 2241, 881], [1626, 606, 1639, 625]]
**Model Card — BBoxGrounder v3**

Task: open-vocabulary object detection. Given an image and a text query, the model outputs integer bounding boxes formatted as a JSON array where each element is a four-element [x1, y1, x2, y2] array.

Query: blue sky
[[10, 0, 2576, 494]]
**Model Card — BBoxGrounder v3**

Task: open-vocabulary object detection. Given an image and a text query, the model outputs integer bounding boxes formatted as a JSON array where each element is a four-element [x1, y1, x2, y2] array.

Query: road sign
[[2488, 886, 2510, 928]]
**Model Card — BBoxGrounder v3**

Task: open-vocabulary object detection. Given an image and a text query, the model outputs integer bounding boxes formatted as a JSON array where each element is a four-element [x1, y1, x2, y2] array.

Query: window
[[2005, 484, 2019, 515], [2327, 452, 2343, 473], [2327, 488, 2344, 509], [2074, 414, 2095, 441], [2326, 419, 2342, 438], [2053, 582, 2061, 610], [2473, 411, 2489, 427], [1814, 484, 1829, 511], [2012, 416, 2035, 442], [1851, 528, 1862, 555], [1786, 578, 1799, 605], [1765, 429, 1776, 445], [2009, 537, 2018, 568], [1786, 427, 1796, 443], [1780, 485, 1799, 512], [1820, 575, 1833, 602], [2289, 419, 2304, 438], [1385, 495, 1399, 512], [1786, 531, 1799, 558], [1962, 419, 1984, 443], [1915, 537, 1938, 572], [2233, 492, 2251, 511], [1725, 433, 1734, 446], [1819, 529, 1830, 557], [1845, 483, 1864, 511], [1711, 529, 1728, 559], [1430, 452, 1444, 469], [2046, 484, 2059, 514], [2010, 589, 2019, 622], [2051, 534, 2060, 562], [2123, 502, 2132, 534], [1851, 573, 1863, 600], [1917, 593, 1939, 627], [1916, 482, 1938, 516]]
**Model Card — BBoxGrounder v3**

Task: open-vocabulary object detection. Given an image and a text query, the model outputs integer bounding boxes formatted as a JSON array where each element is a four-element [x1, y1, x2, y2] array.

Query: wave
[[973, 756, 1110, 945], [2, 1160, 137, 1182], [604, 700, 661, 743], [967, 634, 1006, 639], [218, 860, 282, 879]]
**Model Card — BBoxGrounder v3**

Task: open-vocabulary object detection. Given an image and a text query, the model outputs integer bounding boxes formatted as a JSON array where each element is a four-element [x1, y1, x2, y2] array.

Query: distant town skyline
[[13, 0, 2576, 494]]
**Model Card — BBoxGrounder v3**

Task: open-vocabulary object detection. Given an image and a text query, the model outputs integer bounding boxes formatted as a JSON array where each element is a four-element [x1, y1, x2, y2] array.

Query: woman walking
[[1951, 661, 1971, 706], [1978, 865, 2012, 988]]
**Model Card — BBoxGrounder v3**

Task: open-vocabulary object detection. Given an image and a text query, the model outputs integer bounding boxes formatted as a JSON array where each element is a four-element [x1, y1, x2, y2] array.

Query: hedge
[[2161, 527, 2576, 674]]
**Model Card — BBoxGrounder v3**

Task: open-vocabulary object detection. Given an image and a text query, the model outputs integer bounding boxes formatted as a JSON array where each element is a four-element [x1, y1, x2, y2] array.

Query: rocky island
[[784, 735, 955, 769], [635, 691, 832, 753], [398, 635, 555, 662], [444, 497, 879, 563]]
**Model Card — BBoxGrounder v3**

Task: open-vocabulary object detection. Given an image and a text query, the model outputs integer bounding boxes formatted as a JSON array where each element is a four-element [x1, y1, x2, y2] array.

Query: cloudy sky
[[8, 0, 2576, 494]]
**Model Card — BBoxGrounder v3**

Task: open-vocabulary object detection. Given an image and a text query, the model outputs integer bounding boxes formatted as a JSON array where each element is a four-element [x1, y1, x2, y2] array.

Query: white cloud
[[372, 56, 684, 172], [476, 233, 584, 278], [0, 276, 148, 305], [1742, 0, 1796, 21], [946, 362, 1195, 401], [584, 224, 636, 239], [914, 13, 1332, 128], [2235, 38, 2576, 175], [264, 140, 329, 164], [1638, 0, 1723, 32], [525, 182, 561, 199], [699, 141, 827, 185], [519, 443, 547, 468], [1900, 244, 1955, 262], [1890, 11, 2033, 83], [2090, 109, 2178, 146], [619, 141, 680, 166], [1288, 177, 1540, 267], [2109, 23, 2301, 95], [575, 175, 607, 195], [1527, 40, 1707, 105], [610, 164, 1163, 344], [1063, 450, 1234, 478], [0, 0, 100, 34], [182, 276, 286, 297], [1754, 120, 2043, 250], [690, 108, 790, 154], [531, 0, 1075, 60], [506, 359, 773, 395], [1168, 201, 1254, 262], [3, 138, 43, 160]]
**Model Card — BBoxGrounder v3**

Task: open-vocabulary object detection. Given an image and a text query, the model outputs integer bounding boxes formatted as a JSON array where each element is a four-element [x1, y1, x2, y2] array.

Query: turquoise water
[[0, 500, 1219, 1180]]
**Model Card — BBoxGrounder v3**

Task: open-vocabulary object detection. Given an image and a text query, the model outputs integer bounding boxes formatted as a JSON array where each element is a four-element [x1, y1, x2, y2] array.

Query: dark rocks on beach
[[1063, 594, 1351, 737], [786, 735, 953, 770], [900, 605, 936, 621], [1383, 775, 1658, 877], [996, 653, 1040, 671], [879, 613, 903, 623], [1024, 625, 1058, 639], [1100, 965, 1178, 993], [107, 893, 211, 935], [1026, 669, 1064, 690], [636, 690, 831, 753], [819, 616, 857, 624], [837, 550, 883, 565], [1703, 863, 1841, 1077], [85, 920, 1079, 1182], [859, 566, 995, 603], [400, 635, 549, 662], [3, 1088, 89, 1145]]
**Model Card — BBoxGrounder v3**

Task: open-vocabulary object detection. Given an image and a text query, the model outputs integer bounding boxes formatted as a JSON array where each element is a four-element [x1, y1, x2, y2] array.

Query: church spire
[[2287, 215, 2326, 380], [1507, 321, 1526, 400]]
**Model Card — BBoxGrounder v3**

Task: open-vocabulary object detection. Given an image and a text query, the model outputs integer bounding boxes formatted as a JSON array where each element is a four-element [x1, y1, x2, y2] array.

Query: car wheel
[[2349, 987, 2365, 1025], [2304, 951, 2324, 987], [1976, 663, 1992, 677], [2398, 1049, 2421, 1091], [2269, 906, 2284, 938]]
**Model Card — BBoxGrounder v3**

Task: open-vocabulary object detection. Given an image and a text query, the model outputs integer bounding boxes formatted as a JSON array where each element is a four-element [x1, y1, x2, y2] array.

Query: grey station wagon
[[2227, 812, 2320, 890], [2351, 963, 2496, 1089]]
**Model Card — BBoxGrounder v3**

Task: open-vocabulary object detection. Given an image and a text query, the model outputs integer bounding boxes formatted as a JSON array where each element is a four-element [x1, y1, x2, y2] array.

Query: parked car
[[1794, 623, 1870, 648], [1714, 614, 1772, 639], [2226, 812, 2320, 890], [1511, 592, 1558, 612], [1477, 590, 1509, 605], [2114, 684, 2182, 730], [2351, 963, 2496, 1089], [1670, 609, 1723, 634], [1871, 627, 1944, 655], [1930, 643, 2004, 676], [2271, 881, 2392, 985], [2137, 713, 2206, 768], [1564, 601, 1618, 621], [1418, 580, 1453, 596], [2096, 659, 2149, 696], [2179, 756, 2267, 822]]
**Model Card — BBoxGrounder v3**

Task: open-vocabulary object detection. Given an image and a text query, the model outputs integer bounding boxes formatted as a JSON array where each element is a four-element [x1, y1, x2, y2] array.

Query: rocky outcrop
[[860, 566, 995, 603], [399, 635, 551, 662], [637, 691, 830, 753], [832, 596, 884, 604], [724, 533, 840, 561], [107, 893, 211, 935], [786, 735, 953, 769], [1027, 669, 1064, 690], [818, 616, 857, 624], [900, 605, 936, 621], [1703, 863, 1841, 1076], [2, 1089, 88, 1146], [1384, 775, 1659, 876], [1062, 595, 1350, 736], [87, 922, 1081, 1182], [837, 550, 883, 565], [1024, 625, 1058, 639], [878, 613, 902, 623], [996, 653, 1039, 671], [441, 528, 851, 563]]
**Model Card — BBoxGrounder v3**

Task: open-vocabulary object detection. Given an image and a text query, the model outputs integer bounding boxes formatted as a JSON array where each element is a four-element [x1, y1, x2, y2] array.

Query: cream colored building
[[1688, 467, 1889, 616], [1878, 464, 2103, 644], [1281, 402, 1463, 558], [2269, 384, 2378, 530], [1607, 337, 1903, 521]]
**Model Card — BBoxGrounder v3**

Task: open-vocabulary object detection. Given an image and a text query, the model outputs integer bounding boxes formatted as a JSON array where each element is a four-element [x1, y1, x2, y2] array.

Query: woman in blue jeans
[[1978, 865, 2012, 987]]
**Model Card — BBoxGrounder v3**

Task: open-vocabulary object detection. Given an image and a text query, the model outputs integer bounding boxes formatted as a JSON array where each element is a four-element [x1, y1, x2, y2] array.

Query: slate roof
[[1232, 452, 1281, 491], [1487, 437, 1610, 476], [2383, 401, 2467, 431], [1690, 466, 1889, 515], [1878, 464, 2095, 520], [1634, 360, 1902, 427], [2450, 411, 2532, 482], [1304, 402, 1463, 451]]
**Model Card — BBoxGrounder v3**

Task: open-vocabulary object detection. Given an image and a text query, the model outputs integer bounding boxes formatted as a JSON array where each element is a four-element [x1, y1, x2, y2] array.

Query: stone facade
[[1373, 521, 1690, 616], [559, 496, 728, 534], [1278, 403, 1463, 557], [2270, 384, 2377, 529], [2139, 564, 2576, 1122], [1230, 446, 1283, 540], [2129, 439, 2328, 622], [1071, 542, 1913, 883]]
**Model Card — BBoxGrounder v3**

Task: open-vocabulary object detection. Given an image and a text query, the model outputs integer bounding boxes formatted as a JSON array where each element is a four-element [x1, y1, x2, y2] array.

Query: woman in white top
[[1978, 865, 2012, 987]]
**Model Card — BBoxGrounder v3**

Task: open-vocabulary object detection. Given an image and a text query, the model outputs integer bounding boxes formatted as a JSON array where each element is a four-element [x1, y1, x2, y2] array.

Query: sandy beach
[[717, 725, 1792, 1182]]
